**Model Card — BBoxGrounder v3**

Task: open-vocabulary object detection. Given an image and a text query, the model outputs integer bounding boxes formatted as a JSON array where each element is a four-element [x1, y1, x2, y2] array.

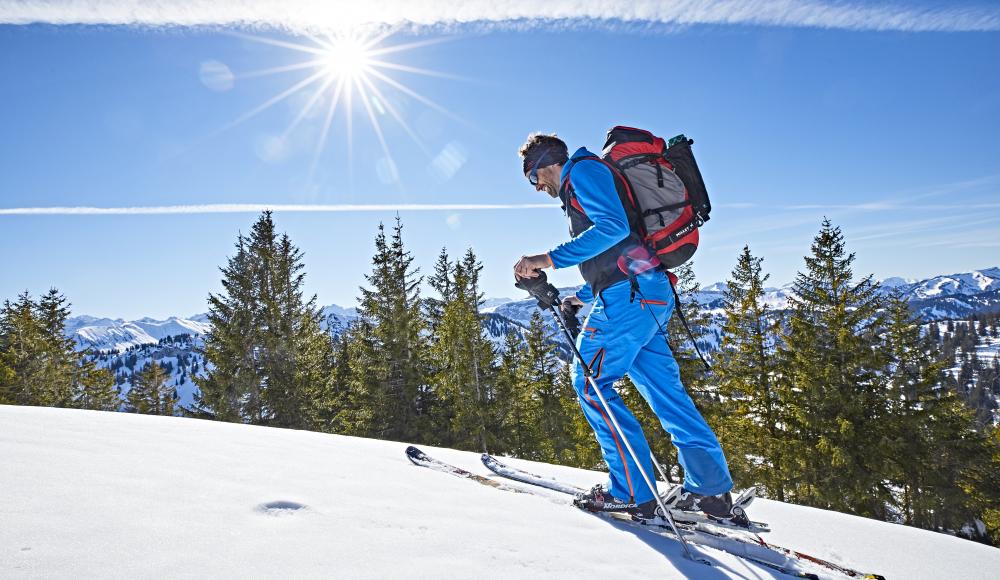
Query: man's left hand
[[514, 253, 553, 279]]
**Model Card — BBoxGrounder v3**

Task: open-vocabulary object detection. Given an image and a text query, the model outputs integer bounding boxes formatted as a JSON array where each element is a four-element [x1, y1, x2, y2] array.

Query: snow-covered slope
[[2, 406, 998, 579]]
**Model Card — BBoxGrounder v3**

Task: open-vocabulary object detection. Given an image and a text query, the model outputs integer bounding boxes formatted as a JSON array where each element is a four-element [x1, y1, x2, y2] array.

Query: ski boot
[[666, 487, 754, 528], [573, 484, 658, 519]]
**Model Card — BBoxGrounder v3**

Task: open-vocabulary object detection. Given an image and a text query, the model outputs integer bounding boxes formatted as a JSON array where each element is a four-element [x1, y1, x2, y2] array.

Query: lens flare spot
[[199, 60, 234, 92]]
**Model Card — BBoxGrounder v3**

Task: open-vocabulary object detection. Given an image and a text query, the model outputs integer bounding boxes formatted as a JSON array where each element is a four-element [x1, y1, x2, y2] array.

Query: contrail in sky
[[0, 203, 558, 216], [2, 1, 998, 32]]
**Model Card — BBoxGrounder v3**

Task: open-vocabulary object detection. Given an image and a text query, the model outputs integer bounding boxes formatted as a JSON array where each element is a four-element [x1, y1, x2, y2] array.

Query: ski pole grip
[[514, 271, 560, 310]]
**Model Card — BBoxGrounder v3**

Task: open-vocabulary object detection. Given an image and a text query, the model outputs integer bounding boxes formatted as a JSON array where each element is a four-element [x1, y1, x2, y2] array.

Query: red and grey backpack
[[600, 126, 711, 270]]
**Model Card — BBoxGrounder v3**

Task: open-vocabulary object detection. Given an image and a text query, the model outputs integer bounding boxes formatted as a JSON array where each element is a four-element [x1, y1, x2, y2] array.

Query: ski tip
[[405, 445, 426, 464]]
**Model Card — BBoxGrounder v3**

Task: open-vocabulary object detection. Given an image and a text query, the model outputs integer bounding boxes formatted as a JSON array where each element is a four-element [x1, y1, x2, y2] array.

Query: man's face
[[526, 164, 562, 199]]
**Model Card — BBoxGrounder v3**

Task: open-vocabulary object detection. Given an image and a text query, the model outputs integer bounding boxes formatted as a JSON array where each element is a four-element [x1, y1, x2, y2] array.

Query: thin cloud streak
[[3, 1, 999, 33], [0, 203, 559, 216]]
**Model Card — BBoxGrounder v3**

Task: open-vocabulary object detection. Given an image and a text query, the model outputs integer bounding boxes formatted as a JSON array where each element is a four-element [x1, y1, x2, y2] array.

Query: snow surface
[[3, 406, 998, 579]]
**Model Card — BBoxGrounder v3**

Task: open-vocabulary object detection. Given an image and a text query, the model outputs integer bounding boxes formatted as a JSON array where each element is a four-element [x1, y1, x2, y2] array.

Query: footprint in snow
[[256, 500, 308, 516]]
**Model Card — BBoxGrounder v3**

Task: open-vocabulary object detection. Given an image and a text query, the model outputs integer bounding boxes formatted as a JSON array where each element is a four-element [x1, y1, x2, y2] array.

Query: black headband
[[523, 145, 567, 174]]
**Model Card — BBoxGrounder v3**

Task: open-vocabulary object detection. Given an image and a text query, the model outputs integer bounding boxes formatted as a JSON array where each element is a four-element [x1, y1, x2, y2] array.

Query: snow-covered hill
[[2, 406, 998, 579]]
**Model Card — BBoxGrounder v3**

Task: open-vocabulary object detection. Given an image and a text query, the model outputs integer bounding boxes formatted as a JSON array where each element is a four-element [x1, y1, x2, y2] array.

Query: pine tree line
[[0, 289, 119, 410], [712, 219, 1000, 544], [192, 213, 601, 467]]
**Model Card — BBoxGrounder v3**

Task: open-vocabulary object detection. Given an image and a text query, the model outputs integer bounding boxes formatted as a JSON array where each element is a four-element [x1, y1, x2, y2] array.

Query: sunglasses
[[527, 149, 551, 186]]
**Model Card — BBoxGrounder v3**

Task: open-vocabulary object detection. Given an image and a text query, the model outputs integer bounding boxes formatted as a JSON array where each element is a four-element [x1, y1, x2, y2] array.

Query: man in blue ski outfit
[[514, 133, 734, 519]]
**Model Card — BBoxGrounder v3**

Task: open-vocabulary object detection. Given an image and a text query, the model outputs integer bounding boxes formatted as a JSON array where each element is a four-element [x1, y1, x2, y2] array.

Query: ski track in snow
[[2, 406, 999, 579]]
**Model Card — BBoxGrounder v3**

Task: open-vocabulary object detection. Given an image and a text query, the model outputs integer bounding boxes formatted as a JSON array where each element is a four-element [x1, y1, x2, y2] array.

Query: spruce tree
[[423, 248, 456, 444], [315, 331, 353, 434], [880, 293, 954, 527], [0, 293, 49, 406], [343, 218, 430, 440], [428, 249, 497, 452], [714, 246, 786, 500], [778, 219, 889, 516], [35, 289, 78, 406], [127, 360, 173, 415], [521, 311, 576, 463], [493, 313, 590, 464], [425, 248, 453, 334], [72, 362, 119, 411], [195, 232, 257, 422], [195, 211, 333, 428], [494, 330, 537, 457], [962, 426, 1000, 544]]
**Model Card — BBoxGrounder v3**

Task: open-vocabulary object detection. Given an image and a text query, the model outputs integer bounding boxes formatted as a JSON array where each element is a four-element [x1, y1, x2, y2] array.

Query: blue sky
[[1, 2, 999, 319]]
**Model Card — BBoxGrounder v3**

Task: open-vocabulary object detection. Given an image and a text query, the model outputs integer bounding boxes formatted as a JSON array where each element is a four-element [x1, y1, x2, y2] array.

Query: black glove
[[514, 271, 560, 310], [560, 297, 582, 339]]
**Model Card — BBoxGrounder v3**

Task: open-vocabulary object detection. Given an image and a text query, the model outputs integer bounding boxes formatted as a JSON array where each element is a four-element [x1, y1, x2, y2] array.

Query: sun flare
[[320, 36, 372, 79], [220, 31, 462, 185]]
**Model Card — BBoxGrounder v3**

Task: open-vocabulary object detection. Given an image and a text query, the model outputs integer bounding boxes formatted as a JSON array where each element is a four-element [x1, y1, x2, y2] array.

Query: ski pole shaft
[[651, 454, 673, 485], [548, 305, 706, 565]]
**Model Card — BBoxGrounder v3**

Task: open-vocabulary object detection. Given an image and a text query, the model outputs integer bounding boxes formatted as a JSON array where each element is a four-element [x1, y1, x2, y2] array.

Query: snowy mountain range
[[66, 314, 212, 352], [67, 266, 1000, 354]]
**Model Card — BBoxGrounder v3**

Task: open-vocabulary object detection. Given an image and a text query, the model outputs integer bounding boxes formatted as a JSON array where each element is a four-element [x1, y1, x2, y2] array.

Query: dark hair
[[519, 133, 568, 174]]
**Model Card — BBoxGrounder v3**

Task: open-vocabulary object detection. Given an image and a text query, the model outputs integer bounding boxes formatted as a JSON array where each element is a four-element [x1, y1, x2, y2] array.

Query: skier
[[513, 133, 734, 520]]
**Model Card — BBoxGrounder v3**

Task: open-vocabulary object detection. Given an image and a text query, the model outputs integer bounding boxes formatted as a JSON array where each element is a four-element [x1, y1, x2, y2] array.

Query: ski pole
[[547, 303, 708, 565], [651, 454, 674, 485]]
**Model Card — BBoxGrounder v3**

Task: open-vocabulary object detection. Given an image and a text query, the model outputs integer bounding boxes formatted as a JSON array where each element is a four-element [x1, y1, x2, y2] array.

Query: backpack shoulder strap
[[559, 156, 602, 216], [563, 155, 646, 240]]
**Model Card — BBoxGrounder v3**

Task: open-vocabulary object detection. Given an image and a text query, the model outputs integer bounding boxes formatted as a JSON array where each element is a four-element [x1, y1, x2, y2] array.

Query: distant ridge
[[68, 266, 1000, 353]]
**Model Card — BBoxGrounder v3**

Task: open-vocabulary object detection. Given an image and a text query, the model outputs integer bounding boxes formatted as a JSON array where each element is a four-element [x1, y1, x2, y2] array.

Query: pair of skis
[[406, 446, 885, 580], [480, 453, 766, 533]]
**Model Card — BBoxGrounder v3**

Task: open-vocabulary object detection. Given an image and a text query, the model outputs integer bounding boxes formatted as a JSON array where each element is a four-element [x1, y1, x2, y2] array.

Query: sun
[[320, 36, 372, 79], [218, 30, 463, 186]]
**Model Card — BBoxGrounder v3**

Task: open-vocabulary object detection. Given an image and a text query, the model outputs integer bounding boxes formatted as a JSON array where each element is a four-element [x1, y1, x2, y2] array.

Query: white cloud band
[[0, 203, 558, 215], [2, 0, 998, 32]]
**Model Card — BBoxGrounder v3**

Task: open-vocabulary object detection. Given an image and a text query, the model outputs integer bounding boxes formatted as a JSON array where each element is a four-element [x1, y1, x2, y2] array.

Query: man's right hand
[[563, 295, 584, 308]]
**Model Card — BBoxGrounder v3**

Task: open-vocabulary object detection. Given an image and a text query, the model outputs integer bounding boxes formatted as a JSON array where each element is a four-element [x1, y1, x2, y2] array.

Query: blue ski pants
[[572, 270, 732, 504]]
